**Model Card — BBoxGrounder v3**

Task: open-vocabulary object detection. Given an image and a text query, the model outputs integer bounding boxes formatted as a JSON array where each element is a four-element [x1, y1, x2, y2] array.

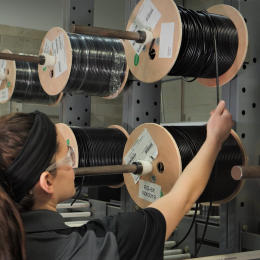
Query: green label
[[7, 82, 11, 88], [134, 54, 139, 66], [43, 67, 46, 71], [160, 191, 163, 198], [66, 139, 70, 146]]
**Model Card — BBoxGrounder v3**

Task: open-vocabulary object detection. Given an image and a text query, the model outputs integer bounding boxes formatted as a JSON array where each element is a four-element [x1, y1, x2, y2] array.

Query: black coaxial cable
[[70, 127, 128, 188], [63, 34, 126, 97], [11, 61, 60, 105]]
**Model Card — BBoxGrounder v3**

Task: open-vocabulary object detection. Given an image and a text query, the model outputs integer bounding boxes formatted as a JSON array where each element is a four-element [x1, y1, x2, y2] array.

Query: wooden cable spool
[[125, 0, 248, 87], [38, 27, 129, 98], [56, 123, 129, 188], [0, 49, 62, 105], [123, 123, 246, 208]]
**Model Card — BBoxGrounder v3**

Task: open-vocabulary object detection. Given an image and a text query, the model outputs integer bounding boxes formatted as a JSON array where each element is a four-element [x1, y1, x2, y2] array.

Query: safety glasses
[[45, 146, 75, 172]]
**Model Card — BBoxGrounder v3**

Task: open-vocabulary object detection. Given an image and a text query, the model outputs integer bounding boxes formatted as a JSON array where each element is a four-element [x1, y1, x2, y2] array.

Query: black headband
[[3, 111, 56, 202]]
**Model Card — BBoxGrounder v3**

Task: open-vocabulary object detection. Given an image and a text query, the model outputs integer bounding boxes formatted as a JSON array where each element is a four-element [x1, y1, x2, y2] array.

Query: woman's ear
[[38, 172, 55, 194]]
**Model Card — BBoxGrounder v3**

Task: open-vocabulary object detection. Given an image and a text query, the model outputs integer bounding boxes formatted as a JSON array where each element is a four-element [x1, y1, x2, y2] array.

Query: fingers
[[210, 109, 215, 116], [214, 100, 226, 115]]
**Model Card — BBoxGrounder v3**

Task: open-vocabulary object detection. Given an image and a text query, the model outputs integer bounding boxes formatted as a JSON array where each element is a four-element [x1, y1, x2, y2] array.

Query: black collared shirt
[[21, 208, 166, 260]]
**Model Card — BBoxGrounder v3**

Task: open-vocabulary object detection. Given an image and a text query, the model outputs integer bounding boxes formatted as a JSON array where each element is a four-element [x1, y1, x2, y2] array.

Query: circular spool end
[[197, 4, 248, 87], [212, 129, 246, 204], [125, 0, 182, 83], [48, 92, 64, 107], [108, 125, 130, 188], [39, 27, 72, 96], [103, 40, 129, 100], [123, 123, 182, 208], [0, 50, 16, 104], [56, 123, 79, 168]]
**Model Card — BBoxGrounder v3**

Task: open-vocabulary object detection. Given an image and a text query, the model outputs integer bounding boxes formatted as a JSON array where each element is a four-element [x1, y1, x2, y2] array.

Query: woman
[[0, 101, 233, 260], [0, 186, 26, 260]]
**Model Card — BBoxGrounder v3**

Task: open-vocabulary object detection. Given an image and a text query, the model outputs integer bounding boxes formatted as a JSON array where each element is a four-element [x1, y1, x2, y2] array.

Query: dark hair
[[0, 185, 26, 260], [0, 112, 58, 212]]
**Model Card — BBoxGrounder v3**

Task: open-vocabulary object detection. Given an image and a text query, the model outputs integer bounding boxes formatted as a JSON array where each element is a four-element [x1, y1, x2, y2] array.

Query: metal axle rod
[[70, 24, 146, 43], [73, 160, 153, 177], [231, 166, 260, 180], [0, 53, 45, 65]]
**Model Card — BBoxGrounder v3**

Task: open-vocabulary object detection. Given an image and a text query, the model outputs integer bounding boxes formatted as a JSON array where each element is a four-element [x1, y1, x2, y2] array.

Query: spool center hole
[[49, 70, 54, 78], [149, 48, 156, 60], [157, 162, 164, 173]]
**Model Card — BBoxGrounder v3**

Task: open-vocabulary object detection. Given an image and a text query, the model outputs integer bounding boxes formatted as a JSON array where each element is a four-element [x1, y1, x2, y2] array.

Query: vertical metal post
[[60, 0, 94, 126], [220, 0, 260, 254]]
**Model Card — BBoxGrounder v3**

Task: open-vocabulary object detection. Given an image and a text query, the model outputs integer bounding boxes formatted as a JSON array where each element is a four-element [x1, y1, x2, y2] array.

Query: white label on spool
[[0, 59, 7, 86], [128, 0, 161, 55], [43, 38, 52, 55], [138, 180, 161, 203], [124, 128, 158, 184], [0, 88, 8, 102], [51, 33, 67, 78], [159, 22, 175, 58]]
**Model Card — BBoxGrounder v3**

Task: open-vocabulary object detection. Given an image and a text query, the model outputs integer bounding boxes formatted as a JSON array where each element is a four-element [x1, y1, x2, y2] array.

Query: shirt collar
[[21, 209, 69, 233]]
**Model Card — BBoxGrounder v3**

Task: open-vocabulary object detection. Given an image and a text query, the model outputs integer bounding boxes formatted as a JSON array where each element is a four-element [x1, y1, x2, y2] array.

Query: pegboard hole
[[137, 100, 140, 104], [69, 107, 72, 111], [77, 117, 80, 120], [244, 18, 247, 23], [242, 110, 246, 116], [146, 112, 149, 116], [88, 24, 91, 26], [88, 9, 92, 13], [155, 84, 158, 88], [242, 133, 245, 139], [136, 117, 140, 121], [85, 96, 88, 98], [243, 64, 247, 70], [154, 102, 157, 106], [137, 82, 141, 86], [253, 58, 257, 63], [85, 123, 88, 126], [157, 162, 164, 174], [242, 88, 246, 93], [149, 48, 156, 60], [72, 6, 76, 10], [241, 202, 245, 207], [85, 109, 88, 112], [70, 93, 73, 96], [49, 70, 54, 78], [72, 21, 75, 24], [69, 121, 72, 125], [252, 103, 256, 108], [154, 119, 157, 123]]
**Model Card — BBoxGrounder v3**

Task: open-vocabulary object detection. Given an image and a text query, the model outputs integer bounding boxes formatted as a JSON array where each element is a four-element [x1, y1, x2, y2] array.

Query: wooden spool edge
[[108, 125, 129, 188], [0, 50, 16, 104], [123, 123, 182, 208], [212, 129, 246, 205], [48, 92, 64, 107], [125, 0, 182, 83], [103, 40, 129, 100], [39, 27, 72, 96], [55, 123, 79, 168], [197, 4, 249, 87]]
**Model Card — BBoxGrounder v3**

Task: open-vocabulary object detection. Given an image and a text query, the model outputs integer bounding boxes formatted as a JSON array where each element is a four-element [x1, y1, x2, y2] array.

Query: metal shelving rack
[[60, 0, 260, 257]]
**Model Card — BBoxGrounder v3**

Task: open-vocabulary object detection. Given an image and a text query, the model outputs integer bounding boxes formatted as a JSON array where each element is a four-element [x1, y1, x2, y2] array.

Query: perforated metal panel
[[60, 0, 93, 125]]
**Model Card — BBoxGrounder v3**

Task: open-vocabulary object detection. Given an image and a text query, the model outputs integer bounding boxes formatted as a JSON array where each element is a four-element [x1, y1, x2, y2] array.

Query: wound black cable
[[70, 127, 128, 188], [165, 126, 242, 254], [63, 34, 126, 97], [11, 61, 60, 105], [168, 6, 238, 87]]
